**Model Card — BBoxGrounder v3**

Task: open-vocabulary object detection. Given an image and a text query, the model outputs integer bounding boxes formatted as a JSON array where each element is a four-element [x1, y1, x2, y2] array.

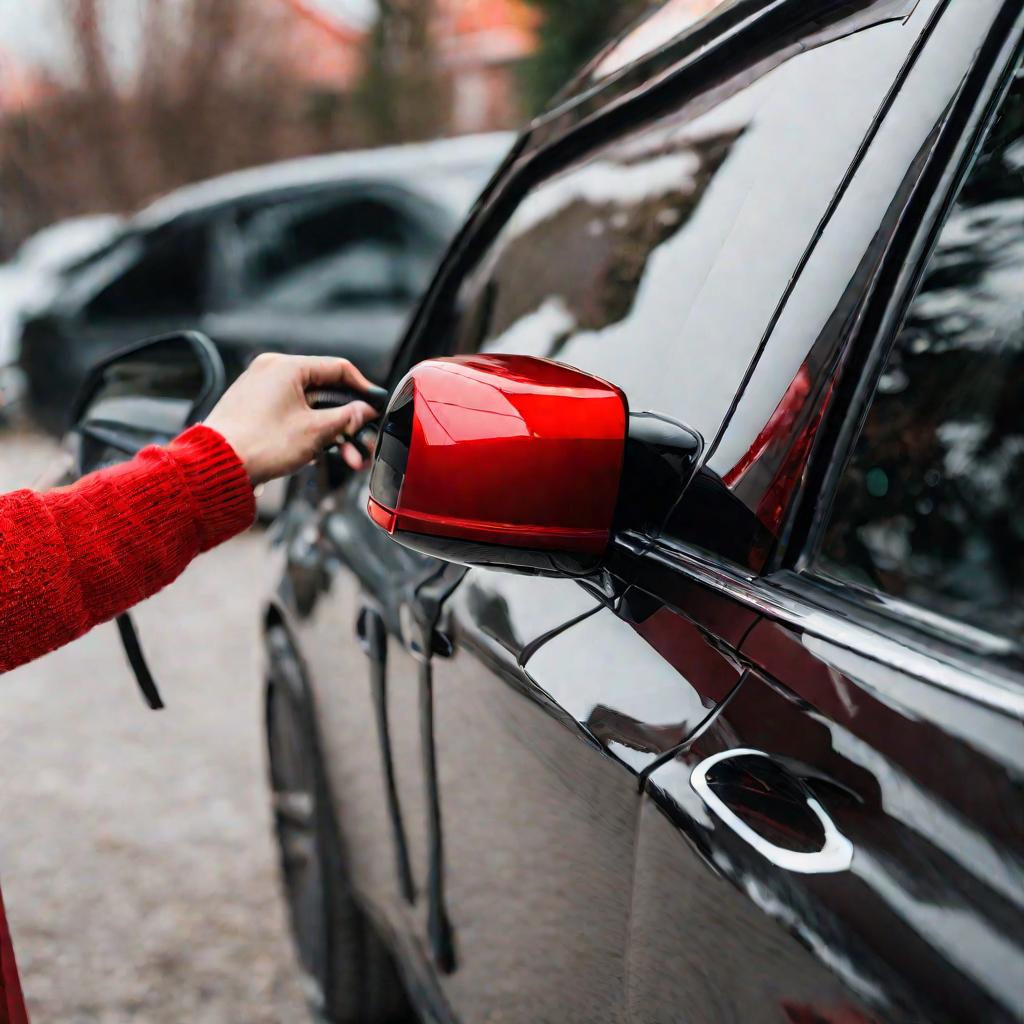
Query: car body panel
[[264, 2, 1024, 1021], [644, 637, 1024, 1022], [627, 778, 857, 1024], [406, 584, 638, 1023], [0, 214, 123, 367], [202, 306, 411, 384]]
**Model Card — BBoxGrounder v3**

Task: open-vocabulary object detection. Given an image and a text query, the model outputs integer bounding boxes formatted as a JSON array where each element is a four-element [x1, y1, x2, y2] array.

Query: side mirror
[[366, 354, 628, 575], [65, 331, 227, 712], [72, 331, 225, 475]]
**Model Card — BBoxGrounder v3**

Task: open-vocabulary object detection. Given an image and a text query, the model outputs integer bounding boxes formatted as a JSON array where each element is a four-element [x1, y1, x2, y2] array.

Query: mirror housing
[[72, 331, 225, 475], [367, 354, 628, 575]]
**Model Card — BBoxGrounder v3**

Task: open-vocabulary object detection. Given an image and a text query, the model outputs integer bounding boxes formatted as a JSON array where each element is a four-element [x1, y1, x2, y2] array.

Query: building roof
[[267, 1, 539, 90], [281, 0, 364, 46], [438, 0, 538, 68], [0, 48, 51, 113], [273, 0, 366, 90]]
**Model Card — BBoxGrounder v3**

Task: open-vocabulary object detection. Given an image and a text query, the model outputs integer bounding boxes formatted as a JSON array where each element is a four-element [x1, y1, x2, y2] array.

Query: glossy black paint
[[264, 2, 1024, 1022], [356, 603, 417, 905], [644, 635, 1024, 1022], [615, 412, 704, 541]]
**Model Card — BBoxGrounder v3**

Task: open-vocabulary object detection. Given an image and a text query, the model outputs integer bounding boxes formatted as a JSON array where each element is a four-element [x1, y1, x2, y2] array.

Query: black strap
[[419, 653, 455, 973], [361, 608, 417, 904], [403, 561, 466, 973], [115, 613, 165, 710]]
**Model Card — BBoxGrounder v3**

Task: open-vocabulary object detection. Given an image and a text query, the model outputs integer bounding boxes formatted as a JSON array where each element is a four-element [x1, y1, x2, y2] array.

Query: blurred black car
[[262, 2, 1024, 1023], [18, 133, 512, 434]]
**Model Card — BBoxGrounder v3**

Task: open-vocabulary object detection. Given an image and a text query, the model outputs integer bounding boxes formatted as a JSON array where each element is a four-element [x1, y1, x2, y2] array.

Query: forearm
[[0, 425, 254, 673]]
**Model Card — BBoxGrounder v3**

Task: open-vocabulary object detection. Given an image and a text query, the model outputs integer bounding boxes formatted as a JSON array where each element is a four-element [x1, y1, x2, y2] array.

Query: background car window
[[85, 221, 208, 319], [234, 194, 436, 311], [816, 62, 1024, 640]]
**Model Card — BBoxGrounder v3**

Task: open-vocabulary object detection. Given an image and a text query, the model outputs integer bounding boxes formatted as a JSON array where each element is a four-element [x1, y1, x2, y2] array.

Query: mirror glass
[[75, 331, 223, 473]]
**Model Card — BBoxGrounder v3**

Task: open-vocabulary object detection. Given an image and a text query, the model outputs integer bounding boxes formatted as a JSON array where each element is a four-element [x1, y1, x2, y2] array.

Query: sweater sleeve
[[0, 424, 255, 674]]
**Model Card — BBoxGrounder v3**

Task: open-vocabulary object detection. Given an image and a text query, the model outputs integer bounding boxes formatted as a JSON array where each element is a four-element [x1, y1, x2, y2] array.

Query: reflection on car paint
[[263, 1, 1024, 1022], [525, 603, 743, 773]]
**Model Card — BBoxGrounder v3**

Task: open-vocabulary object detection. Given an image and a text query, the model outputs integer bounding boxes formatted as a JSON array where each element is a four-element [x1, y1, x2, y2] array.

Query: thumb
[[312, 401, 378, 447]]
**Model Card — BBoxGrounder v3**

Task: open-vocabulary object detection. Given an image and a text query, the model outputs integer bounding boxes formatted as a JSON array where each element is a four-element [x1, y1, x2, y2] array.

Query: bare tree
[[356, 0, 446, 144], [1, 0, 368, 251], [63, 0, 141, 208]]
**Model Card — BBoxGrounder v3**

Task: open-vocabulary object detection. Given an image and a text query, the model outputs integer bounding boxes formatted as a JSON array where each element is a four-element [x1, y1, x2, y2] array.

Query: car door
[[82, 216, 214, 342], [631, 18, 1024, 1024], [20, 216, 216, 432], [372, 7, 960, 1021]]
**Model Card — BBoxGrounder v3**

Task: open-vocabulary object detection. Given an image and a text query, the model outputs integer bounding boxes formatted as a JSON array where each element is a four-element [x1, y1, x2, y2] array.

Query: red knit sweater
[[0, 424, 256, 1024]]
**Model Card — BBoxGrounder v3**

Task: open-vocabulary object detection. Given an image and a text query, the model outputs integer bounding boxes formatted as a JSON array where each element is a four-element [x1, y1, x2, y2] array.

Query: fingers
[[297, 355, 373, 392], [311, 400, 378, 448], [340, 442, 366, 470]]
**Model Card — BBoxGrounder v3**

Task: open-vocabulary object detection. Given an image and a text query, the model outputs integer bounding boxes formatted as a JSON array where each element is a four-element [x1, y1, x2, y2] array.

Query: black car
[[18, 133, 512, 434], [263, 2, 1024, 1022]]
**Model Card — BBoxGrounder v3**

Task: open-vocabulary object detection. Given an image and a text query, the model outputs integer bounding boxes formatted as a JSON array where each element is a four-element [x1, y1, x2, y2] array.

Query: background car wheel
[[265, 625, 415, 1024]]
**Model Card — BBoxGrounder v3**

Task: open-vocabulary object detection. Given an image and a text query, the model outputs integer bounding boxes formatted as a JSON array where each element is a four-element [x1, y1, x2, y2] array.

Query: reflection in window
[[593, 0, 731, 80], [423, 23, 914, 457], [453, 118, 743, 421], [818, 64, 1024, 640]]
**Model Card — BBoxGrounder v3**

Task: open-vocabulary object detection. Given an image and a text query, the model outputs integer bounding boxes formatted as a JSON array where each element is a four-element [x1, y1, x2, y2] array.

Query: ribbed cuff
[[165, 424, 255, 551]]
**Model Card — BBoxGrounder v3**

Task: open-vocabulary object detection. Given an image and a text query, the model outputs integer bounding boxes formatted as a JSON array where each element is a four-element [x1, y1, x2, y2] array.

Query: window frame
[[210, 182, 451, 316], [783, 14, 1024, 663], [636, 532, 1024, 709], [388, 2, 954, 387]]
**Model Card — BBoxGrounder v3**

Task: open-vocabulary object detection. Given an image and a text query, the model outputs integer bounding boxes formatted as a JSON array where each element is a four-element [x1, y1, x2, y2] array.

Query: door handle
[[690, 748, 853, 874]]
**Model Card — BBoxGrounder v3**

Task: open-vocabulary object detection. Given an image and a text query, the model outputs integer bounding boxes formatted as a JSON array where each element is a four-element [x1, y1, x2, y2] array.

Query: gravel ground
[[0, 430, 309, 1023]]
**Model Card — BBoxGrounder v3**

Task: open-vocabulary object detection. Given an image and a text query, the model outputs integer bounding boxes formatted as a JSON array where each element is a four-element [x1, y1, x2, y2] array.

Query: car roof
[[17, 214, 124, 270], [134, 131, 516, 231], [528, 0, 917, 141]]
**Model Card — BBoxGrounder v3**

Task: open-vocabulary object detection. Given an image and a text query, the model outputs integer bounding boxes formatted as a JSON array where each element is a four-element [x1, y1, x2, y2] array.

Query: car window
[[448, 114, 743, 423], [86, 221, 209, 320], [234, 194, 436, 311], [420, 21, 920, 443], [814, 61, 1024, 641]]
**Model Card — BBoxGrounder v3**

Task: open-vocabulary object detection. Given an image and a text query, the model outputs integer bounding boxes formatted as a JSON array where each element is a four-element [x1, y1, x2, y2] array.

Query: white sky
[[0, 0, 379, 75]]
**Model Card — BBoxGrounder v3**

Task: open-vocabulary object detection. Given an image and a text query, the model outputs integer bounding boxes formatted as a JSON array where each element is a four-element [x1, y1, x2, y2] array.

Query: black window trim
[[619, 530, 1024, 715], [386, 1, 927, 387], [781, 4, 1024, 662]]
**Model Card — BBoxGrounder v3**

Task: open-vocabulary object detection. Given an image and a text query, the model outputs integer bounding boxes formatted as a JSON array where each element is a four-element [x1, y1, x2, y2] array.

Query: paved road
[[0, 431, 309, 1022]]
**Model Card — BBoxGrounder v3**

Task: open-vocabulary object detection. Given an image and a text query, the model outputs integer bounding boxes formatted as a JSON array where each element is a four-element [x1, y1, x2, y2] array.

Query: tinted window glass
[[425, 23, 917, 442], [817, 63, 1024, 640], [87, 222, 208, 319], [449, 118, 743, 420], [234, 195, 437, 311]]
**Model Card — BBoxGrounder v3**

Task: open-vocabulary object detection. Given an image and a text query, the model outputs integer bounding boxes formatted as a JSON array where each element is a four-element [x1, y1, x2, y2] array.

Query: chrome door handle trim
[[690, 748, 854, 874]]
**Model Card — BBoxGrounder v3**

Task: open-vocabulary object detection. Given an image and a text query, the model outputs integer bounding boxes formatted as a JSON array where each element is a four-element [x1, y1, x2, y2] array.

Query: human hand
[[204, 353, 380, 485]]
